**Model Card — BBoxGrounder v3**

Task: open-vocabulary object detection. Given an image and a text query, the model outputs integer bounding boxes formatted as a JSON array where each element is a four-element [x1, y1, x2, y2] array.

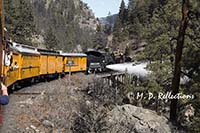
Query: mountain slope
[[100, 14, 118, 26], [4, 0, 99, 52]]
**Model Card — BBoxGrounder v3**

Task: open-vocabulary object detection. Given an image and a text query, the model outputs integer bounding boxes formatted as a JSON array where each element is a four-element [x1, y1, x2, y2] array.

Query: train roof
[[37, 48, 60, 55], [11, 42, 40, 55], [8, 41, 87, 57], [61, 52, 87, 57], [85, 50, 104, 57]]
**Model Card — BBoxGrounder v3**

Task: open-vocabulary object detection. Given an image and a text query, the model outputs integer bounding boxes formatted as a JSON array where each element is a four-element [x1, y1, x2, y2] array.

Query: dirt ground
[[0, 73, 95, 133], [0, 73, 183, 133]]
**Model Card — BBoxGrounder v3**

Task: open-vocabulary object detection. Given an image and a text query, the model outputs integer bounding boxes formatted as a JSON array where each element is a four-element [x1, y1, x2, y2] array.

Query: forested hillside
[[4, 0, 99, 51], [110, 0, 200, 131]]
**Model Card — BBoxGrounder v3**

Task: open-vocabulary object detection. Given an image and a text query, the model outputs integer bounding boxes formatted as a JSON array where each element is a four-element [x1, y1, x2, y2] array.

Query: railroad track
[[10, 71, 124, 96]]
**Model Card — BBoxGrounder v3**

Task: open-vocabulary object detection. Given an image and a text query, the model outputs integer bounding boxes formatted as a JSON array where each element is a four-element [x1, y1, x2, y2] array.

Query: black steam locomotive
[[85, 50, 115, 73]]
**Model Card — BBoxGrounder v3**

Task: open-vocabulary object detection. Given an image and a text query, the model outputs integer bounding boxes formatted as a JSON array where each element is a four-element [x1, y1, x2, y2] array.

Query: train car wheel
[[61, 72, 65, 78], [8, 84, 15, 94], [56, 73, 59, 79], [31, 78, 35, 84], [11, 82, 20, 91], [58, 73, 62, 79], [11, 84, 16, 91], [87, 69, 92, 74]]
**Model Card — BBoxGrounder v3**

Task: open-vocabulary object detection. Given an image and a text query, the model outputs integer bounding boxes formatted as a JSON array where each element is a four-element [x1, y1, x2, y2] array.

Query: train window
[[13, 61, 19, 69], [4, 51, 12, 66], [66, 60, 74, 66], [73, 58, 78, 65]]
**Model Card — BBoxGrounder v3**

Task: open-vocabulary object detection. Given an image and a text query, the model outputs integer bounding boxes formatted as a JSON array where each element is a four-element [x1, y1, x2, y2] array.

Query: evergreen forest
[[111, 0, 200, 131]]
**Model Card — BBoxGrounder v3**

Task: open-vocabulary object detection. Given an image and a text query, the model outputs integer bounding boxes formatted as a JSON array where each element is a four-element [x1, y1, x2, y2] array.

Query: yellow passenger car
[[61, 53, 87, 73], [37, 49, 62, 76], [2, 42, 88, 88], [4, 48, 20, 87], [4, 42, 40, 87]]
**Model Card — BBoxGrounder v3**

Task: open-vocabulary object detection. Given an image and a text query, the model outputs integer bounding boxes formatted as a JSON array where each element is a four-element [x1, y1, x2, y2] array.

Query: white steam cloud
[[106, 62, 150, 78]]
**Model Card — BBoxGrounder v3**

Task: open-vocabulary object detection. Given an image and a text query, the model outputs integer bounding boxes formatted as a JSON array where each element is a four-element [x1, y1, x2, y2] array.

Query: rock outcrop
[[106, 104, 171, 133]]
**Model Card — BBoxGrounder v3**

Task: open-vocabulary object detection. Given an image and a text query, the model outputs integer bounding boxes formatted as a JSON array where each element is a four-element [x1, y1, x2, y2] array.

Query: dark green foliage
[[93, 24, 106, 50], [119, 0, 128, 24], [33, 0, 97, 51], [44, 27, 58, 49], [112, 0, 200, 131], [113, 0, 164, 41], [113, 16, 129, 44], [4, 0, 97, 51], [104, 12, 113, 35], [146, 0, 200, 130], [4, 0, 35, 44], [113, 16, 122, 38]]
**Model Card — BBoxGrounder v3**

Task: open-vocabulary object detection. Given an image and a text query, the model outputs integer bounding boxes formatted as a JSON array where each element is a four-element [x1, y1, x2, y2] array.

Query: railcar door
[[56, 56, 63, 73], [21, 54, 40, 79], [47, 55, 56, 74], [5, 52, 20, 87], [40, 55, 48, 75]]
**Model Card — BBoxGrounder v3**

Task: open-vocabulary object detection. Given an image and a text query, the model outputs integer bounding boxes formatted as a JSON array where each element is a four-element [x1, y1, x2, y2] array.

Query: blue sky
[[82, 0, 128, 18]]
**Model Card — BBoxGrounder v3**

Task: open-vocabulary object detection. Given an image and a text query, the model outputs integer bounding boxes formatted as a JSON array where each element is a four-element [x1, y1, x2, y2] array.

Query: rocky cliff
[[4, 0, 99, 51], [30, 0, 99, 51]]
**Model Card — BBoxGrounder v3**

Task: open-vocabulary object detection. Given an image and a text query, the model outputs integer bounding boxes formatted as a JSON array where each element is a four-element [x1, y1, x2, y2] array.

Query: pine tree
[[112, 16, 123, 43], [113, 0, 200, 130], [127, 0, 134, 23], [93, 24, 105, 49], [4, 0, 15, 26], [44, 27, 58, 49], [142, 0, 200, 128], [4, 0, 35, 44], [103, 12, 113, 35], [119, 0, 128, 24], [170, 0, 190, 121]]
